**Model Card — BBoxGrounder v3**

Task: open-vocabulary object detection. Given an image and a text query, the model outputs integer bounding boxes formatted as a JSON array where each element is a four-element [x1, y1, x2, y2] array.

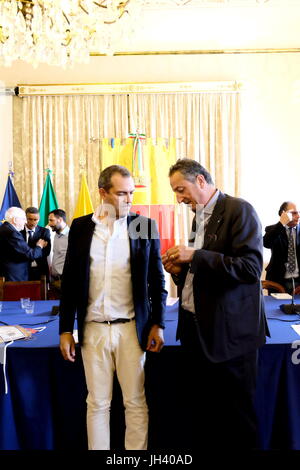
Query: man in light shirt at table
[[48, 209, 69, 298], [59, 165, 167, 450]]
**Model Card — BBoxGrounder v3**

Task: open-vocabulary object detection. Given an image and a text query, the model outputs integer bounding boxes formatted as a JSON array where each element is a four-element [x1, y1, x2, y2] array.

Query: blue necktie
[[28, 230, 33, 246]]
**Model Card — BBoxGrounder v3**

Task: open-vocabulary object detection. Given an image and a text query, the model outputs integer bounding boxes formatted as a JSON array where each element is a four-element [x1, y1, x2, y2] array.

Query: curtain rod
[[16, 81, 242, 97]]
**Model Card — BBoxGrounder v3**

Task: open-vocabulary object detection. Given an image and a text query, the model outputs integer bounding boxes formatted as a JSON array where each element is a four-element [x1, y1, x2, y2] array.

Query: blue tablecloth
[[1, 297, 300, 450]]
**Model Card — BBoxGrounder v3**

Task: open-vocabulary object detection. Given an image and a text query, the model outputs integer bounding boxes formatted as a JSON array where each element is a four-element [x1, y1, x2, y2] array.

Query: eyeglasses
[[287, 211, 300, 216]]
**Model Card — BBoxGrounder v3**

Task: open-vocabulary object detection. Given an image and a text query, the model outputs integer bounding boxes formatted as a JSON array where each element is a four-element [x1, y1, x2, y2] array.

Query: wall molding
[[17, 81, 242, 96]]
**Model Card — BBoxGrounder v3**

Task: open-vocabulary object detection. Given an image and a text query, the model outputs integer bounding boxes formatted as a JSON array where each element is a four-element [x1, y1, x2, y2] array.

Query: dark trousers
[[179, 310, 258, 450]]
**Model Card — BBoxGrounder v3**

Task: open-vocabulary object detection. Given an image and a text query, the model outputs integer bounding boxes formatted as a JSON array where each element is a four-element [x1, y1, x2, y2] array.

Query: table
[[255, 296, 300, 450], [1, 297, 300, 450], [0, 301, 87, 450]]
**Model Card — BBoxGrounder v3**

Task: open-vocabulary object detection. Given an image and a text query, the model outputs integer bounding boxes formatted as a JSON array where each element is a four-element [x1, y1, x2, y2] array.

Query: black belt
[[94, 317, 135, 325]]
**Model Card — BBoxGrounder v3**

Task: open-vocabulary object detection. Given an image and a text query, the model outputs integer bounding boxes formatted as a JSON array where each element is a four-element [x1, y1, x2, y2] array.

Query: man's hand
[[162, 252, 183, 275], [146, 325, 164, 353], [164, 245, 195, 264], [60, 332, 76, 362], [280, 211, 292, 226], [36, 238, 48, 248]]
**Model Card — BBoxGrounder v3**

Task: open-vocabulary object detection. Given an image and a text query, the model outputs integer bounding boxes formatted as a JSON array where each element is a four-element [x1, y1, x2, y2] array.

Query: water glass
[[20, 297, 30, 309], [25, 301, 35, 314]]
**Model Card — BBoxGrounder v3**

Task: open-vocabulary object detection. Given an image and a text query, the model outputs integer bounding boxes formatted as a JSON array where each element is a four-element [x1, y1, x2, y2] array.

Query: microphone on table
[[280, 277, 300, 314]]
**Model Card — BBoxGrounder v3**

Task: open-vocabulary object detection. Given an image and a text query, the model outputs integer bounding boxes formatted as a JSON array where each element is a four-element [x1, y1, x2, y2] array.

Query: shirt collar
[[204, 189, 220, 215], [57, 225, 69, 236], [92, 205, 127, 228]]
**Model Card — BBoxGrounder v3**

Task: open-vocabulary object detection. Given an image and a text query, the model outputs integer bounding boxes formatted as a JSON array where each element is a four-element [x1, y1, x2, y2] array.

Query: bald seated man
[[0, 206, 48, 281], [263, 201, 300, 294]]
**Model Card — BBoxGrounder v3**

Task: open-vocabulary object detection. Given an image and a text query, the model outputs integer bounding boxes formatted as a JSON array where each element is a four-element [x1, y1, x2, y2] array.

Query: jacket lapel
[[202, 192, 226, 249], [127, 213, 138, 266]]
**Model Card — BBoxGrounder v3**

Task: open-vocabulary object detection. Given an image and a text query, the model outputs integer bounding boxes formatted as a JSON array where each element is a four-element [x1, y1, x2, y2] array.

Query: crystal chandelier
[[0, 0, 142, 68]]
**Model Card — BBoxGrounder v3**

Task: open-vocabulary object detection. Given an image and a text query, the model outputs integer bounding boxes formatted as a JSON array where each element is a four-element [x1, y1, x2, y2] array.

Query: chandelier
[[0, 0, 142, 68]]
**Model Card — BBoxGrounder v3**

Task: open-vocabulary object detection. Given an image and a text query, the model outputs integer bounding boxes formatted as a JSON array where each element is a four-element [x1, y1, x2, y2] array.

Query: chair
[[261, 280, 286, 294], [0, 275, 47, 301]]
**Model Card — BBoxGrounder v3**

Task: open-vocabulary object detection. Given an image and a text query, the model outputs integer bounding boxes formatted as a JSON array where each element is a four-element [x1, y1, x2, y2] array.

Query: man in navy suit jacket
[[162, 159, 267, 450], [59, 165, 167, 450], [263, 201, 300, 294], [20, 207, 51, 281], [0, 207, 48, 281]]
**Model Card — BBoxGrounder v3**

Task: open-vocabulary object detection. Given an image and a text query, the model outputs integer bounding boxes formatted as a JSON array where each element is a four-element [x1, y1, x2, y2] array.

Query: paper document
[[73, 330, 79, 344], [0, 326, 26, 343], [271, 293, 292, 300], [166, 297, 178, 306], [291, 324, 300, 336]]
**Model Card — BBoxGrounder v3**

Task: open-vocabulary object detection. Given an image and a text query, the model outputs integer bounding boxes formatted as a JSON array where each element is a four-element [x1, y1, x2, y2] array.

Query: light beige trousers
[[81, 320, 148, 450]]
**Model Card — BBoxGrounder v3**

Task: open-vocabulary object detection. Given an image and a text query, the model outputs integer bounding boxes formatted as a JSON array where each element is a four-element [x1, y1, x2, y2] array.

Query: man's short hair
[[48, 208, 67, 222], [278, 201, 290, 216], [98, 165, 131, 192], [25, 206, 39, 215], [168, 158, 214, 185]]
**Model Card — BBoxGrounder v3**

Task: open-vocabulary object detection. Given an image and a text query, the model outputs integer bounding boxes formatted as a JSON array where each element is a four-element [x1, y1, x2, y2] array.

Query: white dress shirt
[[85, 207, 135, 323], [25, 226, 37, 267], [182, 189, 220, 313]]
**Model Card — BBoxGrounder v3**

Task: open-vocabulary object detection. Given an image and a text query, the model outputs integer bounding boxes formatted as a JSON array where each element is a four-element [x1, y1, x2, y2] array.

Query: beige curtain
[[13, 94, 129, 221], [13, 90, 240, 297], [128, 93, 240, 194], [128, 92, 241, 244], [13, 91, 240, 228]]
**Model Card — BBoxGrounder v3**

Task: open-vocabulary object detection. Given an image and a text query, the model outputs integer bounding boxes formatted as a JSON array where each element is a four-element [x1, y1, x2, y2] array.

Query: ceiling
[[0, 0, 300, 86]]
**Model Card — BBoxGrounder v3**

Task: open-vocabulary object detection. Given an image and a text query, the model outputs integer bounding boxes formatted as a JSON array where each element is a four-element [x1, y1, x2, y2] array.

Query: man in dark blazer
[[59, 165, 167, 450], [20, 207, 51, 281], [263, 201, 300, 294], [0, 206, 48, 281], [162, 158, 267, 450]]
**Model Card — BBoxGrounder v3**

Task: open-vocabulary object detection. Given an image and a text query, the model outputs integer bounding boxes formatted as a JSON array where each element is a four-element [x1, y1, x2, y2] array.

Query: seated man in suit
[[263, 201, 300, 294], [21, 207, 51, 281], [0, 206, 48, 281]]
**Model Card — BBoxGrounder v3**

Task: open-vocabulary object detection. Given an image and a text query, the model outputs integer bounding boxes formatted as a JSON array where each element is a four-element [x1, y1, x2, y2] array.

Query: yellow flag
[[73, 173, 94, 219], [101, 137, 176, 205]]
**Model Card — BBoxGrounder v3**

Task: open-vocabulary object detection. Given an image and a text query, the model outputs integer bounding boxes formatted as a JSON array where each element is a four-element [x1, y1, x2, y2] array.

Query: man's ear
[[196, 174, 205, 188], [99, 188, 106, 200]]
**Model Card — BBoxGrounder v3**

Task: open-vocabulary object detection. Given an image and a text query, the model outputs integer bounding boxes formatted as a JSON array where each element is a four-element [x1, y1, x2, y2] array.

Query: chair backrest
[[261, 280, 286, 293], [1, 275, 47, 301]]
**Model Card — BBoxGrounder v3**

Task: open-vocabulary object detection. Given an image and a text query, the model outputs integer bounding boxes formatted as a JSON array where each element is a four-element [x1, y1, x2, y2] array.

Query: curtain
[[13, 90, 241, 295], [127, 93, 241, 244], [13, 94, 128, 219]]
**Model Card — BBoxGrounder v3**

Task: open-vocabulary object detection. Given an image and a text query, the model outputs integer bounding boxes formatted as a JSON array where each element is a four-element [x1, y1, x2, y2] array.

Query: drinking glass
[[20, 298, 30, 309], [25, 301, 35, 314]]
